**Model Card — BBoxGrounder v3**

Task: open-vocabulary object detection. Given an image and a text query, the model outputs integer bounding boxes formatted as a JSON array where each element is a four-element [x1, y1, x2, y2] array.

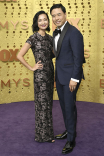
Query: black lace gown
[[26, 32, 54, 142]]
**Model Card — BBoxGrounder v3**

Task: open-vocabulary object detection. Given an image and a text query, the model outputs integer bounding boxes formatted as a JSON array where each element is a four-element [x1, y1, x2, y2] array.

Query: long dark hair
[[32, 11, 50, 32]]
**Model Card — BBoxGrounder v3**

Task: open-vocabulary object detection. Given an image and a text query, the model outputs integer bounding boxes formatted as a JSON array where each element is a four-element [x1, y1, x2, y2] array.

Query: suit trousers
[[56, 77, 80, 142]]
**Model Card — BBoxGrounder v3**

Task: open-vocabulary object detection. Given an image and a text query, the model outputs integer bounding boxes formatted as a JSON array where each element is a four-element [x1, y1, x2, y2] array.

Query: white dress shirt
[[54, 21, 79, 83]]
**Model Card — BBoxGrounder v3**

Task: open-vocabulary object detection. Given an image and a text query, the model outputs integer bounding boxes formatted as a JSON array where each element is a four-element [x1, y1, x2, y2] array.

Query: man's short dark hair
[[50, 4, 66, 14]]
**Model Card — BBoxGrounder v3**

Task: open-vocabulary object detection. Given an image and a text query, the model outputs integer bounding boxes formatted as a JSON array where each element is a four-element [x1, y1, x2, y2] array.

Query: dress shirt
[[54, 21, 67, 51], [54, 21, 79, 83]]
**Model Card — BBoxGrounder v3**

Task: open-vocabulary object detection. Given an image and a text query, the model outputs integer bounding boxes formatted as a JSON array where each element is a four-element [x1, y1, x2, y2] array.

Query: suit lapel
[[56, 22, 70, 58], [53, 32, 56, 57]]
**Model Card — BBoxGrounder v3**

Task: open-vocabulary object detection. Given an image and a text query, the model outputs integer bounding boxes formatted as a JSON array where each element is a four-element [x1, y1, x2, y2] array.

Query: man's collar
[[57, 21, 67, 31]]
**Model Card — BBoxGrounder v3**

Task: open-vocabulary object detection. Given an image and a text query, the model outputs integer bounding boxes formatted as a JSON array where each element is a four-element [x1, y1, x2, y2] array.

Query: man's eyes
[[52, 14, 61, 17]]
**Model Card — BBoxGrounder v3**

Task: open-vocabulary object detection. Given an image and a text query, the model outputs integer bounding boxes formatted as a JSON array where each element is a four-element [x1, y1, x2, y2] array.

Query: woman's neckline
[[37, 32, 46, 37]]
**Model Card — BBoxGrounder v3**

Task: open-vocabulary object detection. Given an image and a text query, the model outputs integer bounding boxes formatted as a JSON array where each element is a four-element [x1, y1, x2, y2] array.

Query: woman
[[17, 11, 55, 143]]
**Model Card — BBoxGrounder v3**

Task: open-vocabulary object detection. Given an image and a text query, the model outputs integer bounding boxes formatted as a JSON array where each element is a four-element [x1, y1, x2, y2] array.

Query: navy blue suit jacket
[[53, 22, 85, 85]]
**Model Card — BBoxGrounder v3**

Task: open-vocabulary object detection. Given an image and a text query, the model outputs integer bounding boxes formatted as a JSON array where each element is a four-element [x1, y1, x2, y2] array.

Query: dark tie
[[54, 29, 61, 36]]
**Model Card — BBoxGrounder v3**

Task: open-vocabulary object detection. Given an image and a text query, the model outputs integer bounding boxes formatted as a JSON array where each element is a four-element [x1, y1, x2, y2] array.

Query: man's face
[[51, 8, 66, 29]]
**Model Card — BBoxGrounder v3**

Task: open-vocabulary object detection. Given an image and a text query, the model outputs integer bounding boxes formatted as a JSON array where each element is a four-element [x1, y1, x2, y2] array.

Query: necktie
[[54, 29, 61, 36]]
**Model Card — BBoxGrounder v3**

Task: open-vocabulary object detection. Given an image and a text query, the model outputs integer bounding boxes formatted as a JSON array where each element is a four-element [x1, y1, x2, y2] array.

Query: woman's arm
[[17, 43, 43, 71]]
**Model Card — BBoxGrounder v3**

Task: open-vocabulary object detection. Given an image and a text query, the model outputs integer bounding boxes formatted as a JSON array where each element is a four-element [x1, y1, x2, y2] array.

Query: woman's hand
[[31, 61, 43, 71]]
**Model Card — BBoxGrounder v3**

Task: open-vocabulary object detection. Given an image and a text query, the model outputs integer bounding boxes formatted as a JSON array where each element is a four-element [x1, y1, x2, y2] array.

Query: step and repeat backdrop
[[0, 0, 104, 104]]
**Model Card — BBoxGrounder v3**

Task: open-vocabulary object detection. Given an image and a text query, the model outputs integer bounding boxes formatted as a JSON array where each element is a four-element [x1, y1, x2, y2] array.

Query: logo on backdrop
[[0, 49, 19, 61], [0, 78, 30, 88]]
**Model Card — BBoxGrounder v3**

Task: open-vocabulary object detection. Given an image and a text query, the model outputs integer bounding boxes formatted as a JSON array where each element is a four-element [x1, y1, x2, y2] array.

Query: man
[[50, 4, 85, 154]]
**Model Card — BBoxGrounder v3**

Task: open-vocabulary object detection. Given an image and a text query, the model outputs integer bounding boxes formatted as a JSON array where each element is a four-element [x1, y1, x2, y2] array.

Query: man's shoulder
[[68, 24, 78, 32], [67, 24, 83, 36]]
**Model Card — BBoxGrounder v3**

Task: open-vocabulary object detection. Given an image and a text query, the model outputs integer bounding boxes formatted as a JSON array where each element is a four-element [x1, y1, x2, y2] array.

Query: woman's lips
[[41, 25, 46, 27]]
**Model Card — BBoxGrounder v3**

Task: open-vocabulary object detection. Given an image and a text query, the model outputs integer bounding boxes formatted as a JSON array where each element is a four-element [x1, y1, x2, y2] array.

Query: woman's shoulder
[[29, 32, 37, 38], [47, 33, 53, 38], [26, 32, 37, 45], [46, 33, 53, 41]]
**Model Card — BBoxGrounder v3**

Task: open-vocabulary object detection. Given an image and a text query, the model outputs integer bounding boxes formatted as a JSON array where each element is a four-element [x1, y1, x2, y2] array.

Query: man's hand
[[69, 80, 77, 92]]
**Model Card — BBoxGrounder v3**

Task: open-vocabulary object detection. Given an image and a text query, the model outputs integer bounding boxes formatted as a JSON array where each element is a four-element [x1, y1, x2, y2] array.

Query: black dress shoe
[[62, 141, 76, 154], [55, 130, 67, 139]]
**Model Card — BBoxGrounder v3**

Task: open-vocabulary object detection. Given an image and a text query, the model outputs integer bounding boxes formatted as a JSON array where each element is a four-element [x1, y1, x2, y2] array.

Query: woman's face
[[38, 14, 49, 31]]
